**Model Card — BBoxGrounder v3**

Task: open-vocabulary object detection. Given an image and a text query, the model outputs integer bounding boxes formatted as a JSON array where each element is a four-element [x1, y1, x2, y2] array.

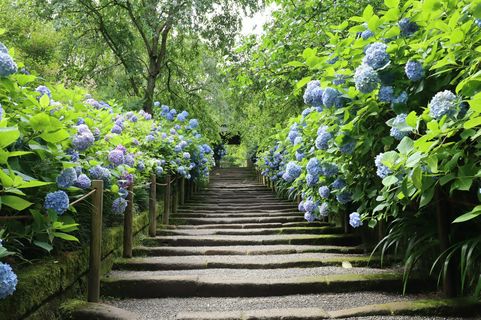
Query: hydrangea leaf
[[40, 129, 70, 143], [384, 0, 399, 9], [464, 116, 481, 129], [382, 175, 398, 187], [453, 205, 481, 223], [397, 137, 414, 154], [0, 126, 20, 148], [1, 195, 33, 211]]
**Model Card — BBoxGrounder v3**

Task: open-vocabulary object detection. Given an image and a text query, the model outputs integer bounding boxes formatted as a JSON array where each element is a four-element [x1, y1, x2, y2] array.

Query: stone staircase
[[99, 168, 469, 320]]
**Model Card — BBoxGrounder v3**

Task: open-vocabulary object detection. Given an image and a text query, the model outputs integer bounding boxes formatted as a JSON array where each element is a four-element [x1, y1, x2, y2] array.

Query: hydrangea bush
[[0, 42, 214, 299], [256, 0, 481, 294]]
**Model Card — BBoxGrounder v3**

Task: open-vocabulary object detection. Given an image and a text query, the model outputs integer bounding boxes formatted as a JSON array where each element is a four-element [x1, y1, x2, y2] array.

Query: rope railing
[[0, 172, 202, 304]]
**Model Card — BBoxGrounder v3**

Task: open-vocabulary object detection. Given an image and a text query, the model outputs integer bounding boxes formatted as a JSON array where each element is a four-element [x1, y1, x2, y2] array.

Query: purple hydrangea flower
[[72, 125, 95, 151], [318, 186, 330, 198], [35, 85, 51, 98], [111, 125, 122, 134], [108, 149, 125, 166], [75, 174, 91, 189], [112, 197, 128, 214]]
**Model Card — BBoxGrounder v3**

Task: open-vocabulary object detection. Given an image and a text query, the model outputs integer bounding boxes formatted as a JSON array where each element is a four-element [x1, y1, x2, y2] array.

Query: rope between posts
[[70, 189, 97, 207]]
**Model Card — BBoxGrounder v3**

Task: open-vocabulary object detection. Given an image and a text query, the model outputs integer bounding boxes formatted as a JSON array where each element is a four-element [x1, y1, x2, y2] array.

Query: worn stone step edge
[[101, 273, 430, 298], [142, 234, 360, 247], [174, 298, 481, 320], [156, 226, 343, 236], [173, 212, 301, 218], [162, 222, 332, 229], [170, 217, 306, 225], [60, 300, 140, 320], [132, 245, 365, 256], [113, 256, 385, 271]]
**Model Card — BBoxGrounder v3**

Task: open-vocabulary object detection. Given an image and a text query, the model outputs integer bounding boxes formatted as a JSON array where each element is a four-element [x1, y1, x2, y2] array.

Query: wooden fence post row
[[149, 174, 157, 236], [122, 184, 134, 258], [162, 175, 171, 225]]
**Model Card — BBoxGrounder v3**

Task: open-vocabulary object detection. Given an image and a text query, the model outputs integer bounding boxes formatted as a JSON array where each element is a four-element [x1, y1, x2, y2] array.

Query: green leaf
[[0, 127, 20, 148], [405, 111, 417, 127], [295, 76, 312, 90], [464, 116, 481, 129], [53, 232, 79, 242], [412, 167, 423, 189], [419, 186, 435, 208], [33, 241, 53, 253], [384, 0, 399, 8], [363, 5, 374, 21], [39, 94, 50, 108], [287, 61, 304, 67], [453, 205, 481, 223], [406, 152, 424, 167], [382, 175, 398, 187], [397, 137, 414, 154], [30, 113, 51, 131], [40, 129, 70, 143], [449, 29, 464, 44], [1, 195, 33, 211], [18, 180, 52, 189]]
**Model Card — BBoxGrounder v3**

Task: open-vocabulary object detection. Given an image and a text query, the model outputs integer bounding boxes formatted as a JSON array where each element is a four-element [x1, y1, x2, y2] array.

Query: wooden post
[[149, 174, 157, 237], [172, 176, 178, 214], [190, 179, 195, 197], [123, 184, 134, 258], [378, 219, 386, 242], [163, 175, 171, 225], [179, 178, 185, 205], [185, 179, 191, 201], [88, 180, 103, 303]]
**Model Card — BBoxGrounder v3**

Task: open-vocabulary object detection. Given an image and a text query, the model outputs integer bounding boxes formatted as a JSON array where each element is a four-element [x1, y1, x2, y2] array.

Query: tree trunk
[[142, 69, 157, 114]]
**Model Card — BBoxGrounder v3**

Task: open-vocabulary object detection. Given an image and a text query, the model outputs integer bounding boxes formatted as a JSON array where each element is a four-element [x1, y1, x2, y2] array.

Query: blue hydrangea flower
[[75, 174, 91, 189], [319, 202, 329, 217], [303, 81, 324, 107], [339, 141, 356, 154], [108, 149, 125, 166], [146, 134, 155, 142], [390, 113, 412, 140], [288, 129, 299, 144], [0, 262, 17, 299], [320, 163, 339, 177], [137, 161, 145, 171], [303, 199, 316, 212], [177, 110, 189, 122], [295, 151, 304, 161], [112, 197, 128, 215], [156, 166, 164, 176], [301, 108, 313, 118], [336, 192, 352, 204], [327, 55, 339, 64], [361, 29, 374, 40], [322, 87, 341, 108], [399, 18, 418, 36], [332, 178, 346, 189], [0, 104, 3, 121], [405, 60, 423, 81], [111, 125, 122, 134], [307, 158, 321, 176], [349, 212, 363, 228], [67, 149, 79, 162], [44, 191, 69, 215], [283, 162, 302, 182], [294, 136, 303, 145], [429, 90, 457, 119], [333, 74, 346, 85], [354, 64, 380, 93], [318, 186, 330, 198], [189, 119, 199, 128], [378, 86, 394, 103], [306, 174, 319, 187], [363, 42, 389, 69], [72, 125, 95, 151], [304, 211, 316, 223], [315, 126, 332, 150], [35, 85, 51, 98], [298, 201, 305, 212], [124, 154, 135, 167], [0, 52, 17, 77], [393, 91, 408, 105], [89, 165, 111, 184], [375, 153, 392, 178], [56, 168, 77, 188], [118, 188, 129, 199], [475, 19, 481, 28]]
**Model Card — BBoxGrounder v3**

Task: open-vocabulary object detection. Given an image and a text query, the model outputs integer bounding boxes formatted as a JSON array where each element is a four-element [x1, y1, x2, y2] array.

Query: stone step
[[162, 221, 332, 229], [132, 244, 364, 257], [142, 234, 360, 247], [157, 226, 342, 236], [113, 254, 378, 271], [104, 293, 455, 320], [172, 212, 302, 219], [170, 216, 306, 225], [176, 208, 298, 214], [179, 204, 298, 211], [101, 270, 414, 298], [183, 199, 292, 205]]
